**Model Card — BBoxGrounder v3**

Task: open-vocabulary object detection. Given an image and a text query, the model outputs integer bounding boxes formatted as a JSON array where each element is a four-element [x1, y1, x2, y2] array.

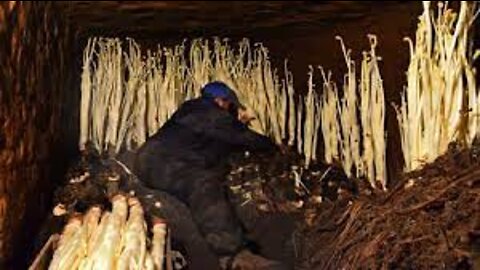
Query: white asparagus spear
[[151, 219, 167, 270], [49, 216, 82, 270], [117, 197, 147, 270], [144, 253, 155, 270], [49, 215, 85, 270]]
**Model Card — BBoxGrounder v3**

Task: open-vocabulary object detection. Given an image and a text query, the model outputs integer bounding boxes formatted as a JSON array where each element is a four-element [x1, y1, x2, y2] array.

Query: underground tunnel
[[1, 1, 480, 269]]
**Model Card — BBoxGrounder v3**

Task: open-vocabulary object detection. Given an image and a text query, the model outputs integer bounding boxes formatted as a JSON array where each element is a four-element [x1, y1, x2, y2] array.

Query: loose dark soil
[[34, 143, 480, 269]]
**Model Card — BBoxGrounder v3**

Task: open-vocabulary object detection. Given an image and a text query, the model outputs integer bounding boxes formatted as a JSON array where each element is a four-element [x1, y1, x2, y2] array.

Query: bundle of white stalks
[[81, 36, 364, 171], [319, 35, 387, 189], [116, 39, 144, 152], [79, 37, 302, 156], [285, 61, 296, 146], [396, 1, 479, 172], [48, 195, 167, 270], [336, 36, 362, 180], [303, 66, 322, 168], [319, 67, 340, 165], [79, 38, 96, 152], [360, 35, 387, 190]]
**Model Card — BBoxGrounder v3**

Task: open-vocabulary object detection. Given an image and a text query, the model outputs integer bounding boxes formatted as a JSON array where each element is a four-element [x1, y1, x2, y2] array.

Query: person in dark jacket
[[133, 81, 284, 268]]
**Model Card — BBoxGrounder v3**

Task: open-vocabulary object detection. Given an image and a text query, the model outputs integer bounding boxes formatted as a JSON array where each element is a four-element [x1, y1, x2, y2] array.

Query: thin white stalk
[[79, 38, 96, 151]]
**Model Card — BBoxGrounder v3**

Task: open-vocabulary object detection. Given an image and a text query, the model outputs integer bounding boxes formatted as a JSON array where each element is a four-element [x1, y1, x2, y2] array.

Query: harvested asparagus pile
[[48, 194, 167, 270]]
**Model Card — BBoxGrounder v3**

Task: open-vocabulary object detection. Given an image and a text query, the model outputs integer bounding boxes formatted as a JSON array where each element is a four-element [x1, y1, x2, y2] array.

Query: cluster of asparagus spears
[[48, 194, 167, 270]]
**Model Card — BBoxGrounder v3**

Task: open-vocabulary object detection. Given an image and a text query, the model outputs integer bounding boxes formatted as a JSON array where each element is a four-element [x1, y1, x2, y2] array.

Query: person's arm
[[206, 113, 277, 152], [172, 100, 277, 152]]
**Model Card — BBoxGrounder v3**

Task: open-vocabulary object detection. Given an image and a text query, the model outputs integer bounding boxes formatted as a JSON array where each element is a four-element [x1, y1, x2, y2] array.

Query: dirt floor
[[225, 143, 480, 270], [33, 143, 480, 269], [293, 143, 480, 270]]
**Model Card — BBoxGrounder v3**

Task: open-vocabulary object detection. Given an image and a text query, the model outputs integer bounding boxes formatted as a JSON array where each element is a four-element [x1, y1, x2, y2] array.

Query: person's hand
[[238, 108, 255, 125]]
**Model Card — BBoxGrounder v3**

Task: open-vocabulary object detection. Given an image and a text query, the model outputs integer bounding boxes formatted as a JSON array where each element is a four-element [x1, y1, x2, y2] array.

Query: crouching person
[[133, 81, 288, 269]]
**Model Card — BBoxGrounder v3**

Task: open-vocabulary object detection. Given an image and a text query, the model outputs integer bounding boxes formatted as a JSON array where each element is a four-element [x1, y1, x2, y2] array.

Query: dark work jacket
[[134, 97, 276, 201]]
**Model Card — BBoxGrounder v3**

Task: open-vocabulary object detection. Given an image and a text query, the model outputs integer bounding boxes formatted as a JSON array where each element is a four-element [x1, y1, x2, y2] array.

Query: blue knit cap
[[201, 81, 244, 109]]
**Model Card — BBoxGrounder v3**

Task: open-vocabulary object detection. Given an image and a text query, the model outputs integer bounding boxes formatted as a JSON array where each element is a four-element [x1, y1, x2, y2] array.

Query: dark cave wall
[[0, 1, 78, 266]]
